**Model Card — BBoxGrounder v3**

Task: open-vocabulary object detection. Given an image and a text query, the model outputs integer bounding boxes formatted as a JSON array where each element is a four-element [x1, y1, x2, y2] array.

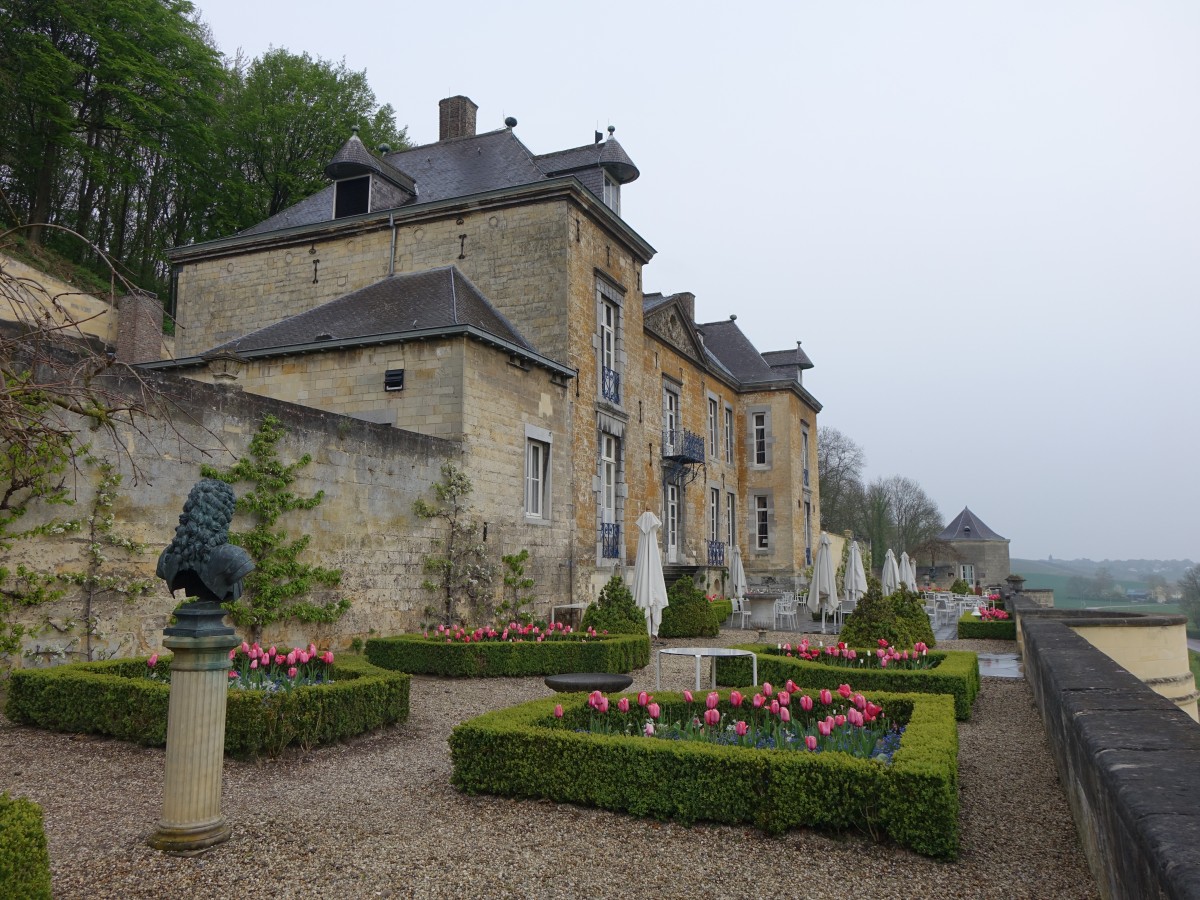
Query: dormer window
[[334, 176, 370, 218], [602, 172, 620, 214]]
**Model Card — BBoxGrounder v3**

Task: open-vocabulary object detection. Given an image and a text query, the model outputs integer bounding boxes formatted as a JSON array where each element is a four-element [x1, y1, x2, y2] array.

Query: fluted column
[[148, 602, 238, 853]]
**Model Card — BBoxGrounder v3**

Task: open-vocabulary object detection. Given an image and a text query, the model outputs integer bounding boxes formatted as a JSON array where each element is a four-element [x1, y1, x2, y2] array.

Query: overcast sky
[[193, 0, 1199, 561]]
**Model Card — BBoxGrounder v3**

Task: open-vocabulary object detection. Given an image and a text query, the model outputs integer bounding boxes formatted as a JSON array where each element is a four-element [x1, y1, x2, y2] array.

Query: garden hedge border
[[716, 646, 981, 720], [0, 793, 52, 899], [4, 655, 409, 757], [450, 688, 960, 859], [956, 613, 1016, 641], [365, 632, 650, 677]]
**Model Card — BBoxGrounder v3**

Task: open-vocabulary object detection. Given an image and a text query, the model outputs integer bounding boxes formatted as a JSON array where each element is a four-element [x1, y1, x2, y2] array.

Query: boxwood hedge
[[716, 645, 980, 720], [450, 688, 960, 859], [4, 654, 409, 757], [365, 632, 649, 677], [0, 793, 52, 899], [957, 613, 1016, 641]]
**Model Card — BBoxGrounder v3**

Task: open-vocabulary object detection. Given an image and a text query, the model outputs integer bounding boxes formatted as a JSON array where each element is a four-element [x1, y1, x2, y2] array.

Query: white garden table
[[655, 647, 757, 691]]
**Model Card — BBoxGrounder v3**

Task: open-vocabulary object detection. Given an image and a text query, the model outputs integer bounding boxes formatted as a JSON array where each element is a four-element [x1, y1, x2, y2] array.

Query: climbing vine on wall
[[201, 415, 347, 641]]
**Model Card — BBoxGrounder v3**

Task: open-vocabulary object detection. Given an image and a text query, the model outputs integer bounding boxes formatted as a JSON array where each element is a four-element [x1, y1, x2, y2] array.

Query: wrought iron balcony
[[706, 540, 725, 567], [601, 523, 621, 559], [662, 428, 704, 463], [601, 366, 620, 404], [805, 546, 813, 567]]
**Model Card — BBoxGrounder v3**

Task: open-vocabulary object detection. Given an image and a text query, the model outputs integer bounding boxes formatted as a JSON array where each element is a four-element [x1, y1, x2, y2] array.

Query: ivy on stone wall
[[201, 415, 347, 641]]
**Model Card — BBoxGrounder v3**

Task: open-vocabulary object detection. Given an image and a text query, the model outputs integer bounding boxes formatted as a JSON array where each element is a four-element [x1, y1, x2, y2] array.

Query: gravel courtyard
[[1, 630, 1099, 899]]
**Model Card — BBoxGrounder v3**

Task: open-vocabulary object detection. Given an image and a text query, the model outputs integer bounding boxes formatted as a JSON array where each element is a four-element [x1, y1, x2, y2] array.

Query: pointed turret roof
[[938, 507, 1007, 542]]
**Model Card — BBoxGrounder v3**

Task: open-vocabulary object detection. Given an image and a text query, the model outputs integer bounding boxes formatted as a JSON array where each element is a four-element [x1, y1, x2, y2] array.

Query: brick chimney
[[115, 290, 162, 363], [439, 95, 478, 141]]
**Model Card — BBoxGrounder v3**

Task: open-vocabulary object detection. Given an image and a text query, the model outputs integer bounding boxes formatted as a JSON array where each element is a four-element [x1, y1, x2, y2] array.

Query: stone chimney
[[439, 95, 478, 141], [115, 291, 162, 363]]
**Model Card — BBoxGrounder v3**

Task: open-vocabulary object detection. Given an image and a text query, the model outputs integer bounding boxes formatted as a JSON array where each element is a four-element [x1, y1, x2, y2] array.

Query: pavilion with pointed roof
[[920, 506, 1011, 592]]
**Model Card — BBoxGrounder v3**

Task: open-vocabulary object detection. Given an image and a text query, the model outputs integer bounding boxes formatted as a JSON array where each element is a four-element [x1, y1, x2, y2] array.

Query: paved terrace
[[0, 627, 1095, 899]]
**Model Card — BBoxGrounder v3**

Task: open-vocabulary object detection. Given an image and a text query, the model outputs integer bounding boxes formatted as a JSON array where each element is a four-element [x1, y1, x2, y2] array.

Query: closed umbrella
[[881, 549, 901, 596], [899, 552, 915, 590], [729, 543, 747, 601], [806, 532, 839, 633], [632, 511, 669, 639], [844, 540, 868, 605]]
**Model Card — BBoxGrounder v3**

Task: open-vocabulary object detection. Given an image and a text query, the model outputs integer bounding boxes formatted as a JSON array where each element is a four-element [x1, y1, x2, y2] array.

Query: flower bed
[[450, 686, 960, 859], [4, 654, 409, 757], [366, 630, 649, 677], [0, 793, 52, 900], [716, 643, 980, 720], [957, 611, 1016, 641]]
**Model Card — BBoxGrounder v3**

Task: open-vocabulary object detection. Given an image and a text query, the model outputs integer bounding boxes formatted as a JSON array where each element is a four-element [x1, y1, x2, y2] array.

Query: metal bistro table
[[656, 646, 757, 691]]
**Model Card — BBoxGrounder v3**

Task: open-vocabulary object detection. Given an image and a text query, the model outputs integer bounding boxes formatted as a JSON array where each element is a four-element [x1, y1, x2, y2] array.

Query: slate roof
[[240, 127, 636, 238], [762, 343, 814, 371], [938, 507, 1008, 542], [324, 131, 415, 192], [210, 266, 536, 356], [695, 318, 782, 383]]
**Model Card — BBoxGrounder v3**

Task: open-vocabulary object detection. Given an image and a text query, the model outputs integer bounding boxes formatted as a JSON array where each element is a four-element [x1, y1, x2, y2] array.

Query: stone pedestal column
[[147, 602, 238, 854]]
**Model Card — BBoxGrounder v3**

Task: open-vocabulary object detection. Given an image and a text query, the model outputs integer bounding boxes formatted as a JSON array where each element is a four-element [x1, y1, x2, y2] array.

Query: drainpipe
[[388, 213, 397, 275]]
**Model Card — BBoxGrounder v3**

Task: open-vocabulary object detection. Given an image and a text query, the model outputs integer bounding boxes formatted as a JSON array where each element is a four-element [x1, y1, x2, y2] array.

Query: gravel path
[[1, 629, 1099, 899]]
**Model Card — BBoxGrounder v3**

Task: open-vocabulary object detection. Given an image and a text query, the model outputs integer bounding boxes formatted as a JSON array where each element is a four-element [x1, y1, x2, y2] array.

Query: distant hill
[[1013, 558, 1194, 583]]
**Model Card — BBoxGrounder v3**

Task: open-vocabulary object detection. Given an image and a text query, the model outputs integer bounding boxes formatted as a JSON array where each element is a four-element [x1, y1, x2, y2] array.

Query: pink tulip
[[147, 653, 158, 668], [817, 720, 831, 737], [819, 689, 833, 705], [554, 704, 564, 718], [597, 697, 609, 713], [837, 684, 852, 699], [638, 691, 649, 707], [780, 707, 791, 723], [308, 643, 317, 656], [762, 682, 773, 697], [229, 648, 237, 660], [322, 651, 334, 665], [706, 691, 719, 710], [648, 703, 660, 720], [835, 714, 846, 726], [853, 694, 866, 710], [880, 658, 888, 668], [275, 654, 285, 665], [644, 722, 655, 736], [683, 690, 693, 703], [770, 700, 780, 716], [241, 641, 250, 654], [285, 650, 296, 666], [729, 690, 743, 708], [704, 708, 720, 727], [805, 735, 818, 751], [287, 666, 298, 678], [228, 670, 237, 679], [268, 645, 276, 656], [752, 693, 765, 709], [249, 658, 258, 669], [735, 720, 748, 737], [785, 680, 798, 694], [799, 694, 813, 712], [617, 698, 630, 713], [778, 691, 790, 706]]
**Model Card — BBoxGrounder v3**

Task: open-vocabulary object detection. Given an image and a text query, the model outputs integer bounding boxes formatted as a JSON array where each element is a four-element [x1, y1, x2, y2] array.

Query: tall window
[[726, 492, 736, 546], [804, 501, 812, 565], [597, 278, 623, 405], [709, 488, 720, 541], [708, 398, 718, 459], [603, 172, 620, 214], [525, 426, 552, 521], [724, 406, 734, 463], [663, 385, 679, 452], [601, 435, 618, 523], [755, 496, 769, 549], [802, 427, 810, 487], [753, 412, 767, 465]]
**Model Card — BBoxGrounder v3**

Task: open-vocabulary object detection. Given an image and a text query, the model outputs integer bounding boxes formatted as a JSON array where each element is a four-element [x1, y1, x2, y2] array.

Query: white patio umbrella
[[844, 540, 868, 605], [632, 511, 669, 639], [729, 543, 747, 601], [899, 551, 915, 590], [806, 532, 839, 633], [881, 549, 901, 596]]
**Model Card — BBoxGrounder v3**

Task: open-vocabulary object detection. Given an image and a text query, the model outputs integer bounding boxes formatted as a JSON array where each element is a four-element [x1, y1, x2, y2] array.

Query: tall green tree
[[210, 48, 408, 235], [816, 426, 865, 535]]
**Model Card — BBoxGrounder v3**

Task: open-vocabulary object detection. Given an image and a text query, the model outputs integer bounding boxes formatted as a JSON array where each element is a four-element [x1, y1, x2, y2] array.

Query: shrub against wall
[[957, 614, 1016, 641], [580, 575, 645, 635], [0, 793, 52, 899], [658, 576, 719, 639], [840, 585, 935, 649]]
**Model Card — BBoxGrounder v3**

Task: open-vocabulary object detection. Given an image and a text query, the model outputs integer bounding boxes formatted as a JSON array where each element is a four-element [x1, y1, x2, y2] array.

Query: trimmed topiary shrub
[[658, 576, 720, 638], [717, 645, 980, 720], [4, 654, 409, 756], [840, 585, 935, 649], [450, 687, 959, 859], [366, 631, 649, 677], [957, 613, 1016, 641], [0, 793, 52, 900], [580, 575, 646, 635], [949, 578, 973, 596], [709, 598, 733, 626]]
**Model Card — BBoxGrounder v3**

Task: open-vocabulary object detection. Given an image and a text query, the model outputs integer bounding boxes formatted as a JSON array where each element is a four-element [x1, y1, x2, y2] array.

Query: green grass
[[1189, 651, 1200, 687]]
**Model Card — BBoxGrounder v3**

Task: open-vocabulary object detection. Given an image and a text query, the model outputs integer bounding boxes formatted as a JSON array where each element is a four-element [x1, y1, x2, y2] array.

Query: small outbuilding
[[920, 507, 1010, 592]]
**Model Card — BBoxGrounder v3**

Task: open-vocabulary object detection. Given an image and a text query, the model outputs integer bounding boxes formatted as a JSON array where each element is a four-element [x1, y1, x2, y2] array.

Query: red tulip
[[275, 654, 285, 665], [729, 690, 743, 708], [554, 704, 564, 718], [706, 691, 719, 710], [805, 735, 818, 751], [648, 703, 661, 720], [837, 684, 852, 699], [704, 708, 720, 727], [799, 694, 813, 712]]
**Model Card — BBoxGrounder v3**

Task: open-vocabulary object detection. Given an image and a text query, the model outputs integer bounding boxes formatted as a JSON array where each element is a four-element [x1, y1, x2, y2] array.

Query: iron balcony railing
[[805, 546, 813, 567], [662, 428, 704, 463], [602, 366, 621, 404], [706, 540, 725, 567], [601, 523, 621, 559]]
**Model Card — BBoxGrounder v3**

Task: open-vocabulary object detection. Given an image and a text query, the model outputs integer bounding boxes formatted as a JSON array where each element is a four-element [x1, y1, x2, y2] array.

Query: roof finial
[[351, 124, 360, 136], [607, 124, 615, 138]]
